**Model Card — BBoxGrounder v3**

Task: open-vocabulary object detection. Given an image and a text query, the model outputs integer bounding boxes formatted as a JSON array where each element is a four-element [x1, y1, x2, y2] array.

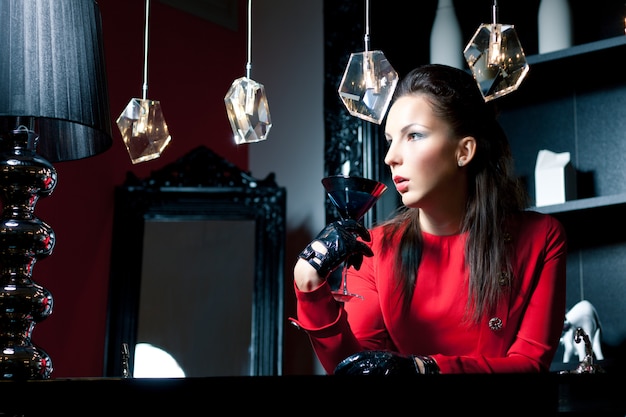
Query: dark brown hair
[[379, 64, 529, 323]]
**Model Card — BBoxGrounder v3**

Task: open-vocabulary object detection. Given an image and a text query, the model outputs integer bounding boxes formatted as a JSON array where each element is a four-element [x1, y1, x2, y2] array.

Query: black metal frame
[[103, 146, 286, 377]]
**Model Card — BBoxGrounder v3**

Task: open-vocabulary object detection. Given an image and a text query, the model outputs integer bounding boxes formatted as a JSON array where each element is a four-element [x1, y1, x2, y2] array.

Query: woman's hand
[[334, 351, 440, 375], [295, 220, 373, 291]]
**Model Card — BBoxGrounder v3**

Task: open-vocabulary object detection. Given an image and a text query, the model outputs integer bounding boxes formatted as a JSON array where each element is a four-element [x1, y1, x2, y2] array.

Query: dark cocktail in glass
[[322, 175, 387, 301]]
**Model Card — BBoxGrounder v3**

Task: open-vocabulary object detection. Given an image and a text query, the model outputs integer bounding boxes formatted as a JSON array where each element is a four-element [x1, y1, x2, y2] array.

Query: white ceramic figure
[[561, 300, 604, 363]]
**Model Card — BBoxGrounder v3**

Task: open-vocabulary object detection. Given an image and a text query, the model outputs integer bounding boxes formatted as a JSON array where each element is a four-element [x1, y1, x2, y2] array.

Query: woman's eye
[[408, 132, 425, 141]]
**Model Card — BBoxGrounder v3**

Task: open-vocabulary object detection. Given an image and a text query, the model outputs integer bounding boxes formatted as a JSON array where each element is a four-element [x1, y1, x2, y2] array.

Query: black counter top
[[0, 373, 622, 416]]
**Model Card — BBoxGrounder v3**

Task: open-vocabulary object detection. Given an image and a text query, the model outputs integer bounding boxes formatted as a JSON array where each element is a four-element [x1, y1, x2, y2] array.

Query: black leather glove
[[334, 351, 440, 375], [298, 219, 373, 279]]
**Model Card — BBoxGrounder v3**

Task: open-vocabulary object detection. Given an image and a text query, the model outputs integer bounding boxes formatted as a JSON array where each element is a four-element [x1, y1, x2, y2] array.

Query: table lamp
[[0, 0, 112, 379]]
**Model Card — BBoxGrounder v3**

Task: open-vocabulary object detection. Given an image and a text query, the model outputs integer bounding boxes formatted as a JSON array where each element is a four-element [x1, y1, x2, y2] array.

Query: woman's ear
[[456, 136, 476, 167]]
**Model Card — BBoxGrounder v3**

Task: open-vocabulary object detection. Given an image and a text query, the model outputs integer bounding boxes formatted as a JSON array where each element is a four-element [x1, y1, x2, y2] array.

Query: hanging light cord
[[364, 0, 370, 52], [142, 0, 150, 100], [246, 0, 252, 78], [492, 0, 498, 25]]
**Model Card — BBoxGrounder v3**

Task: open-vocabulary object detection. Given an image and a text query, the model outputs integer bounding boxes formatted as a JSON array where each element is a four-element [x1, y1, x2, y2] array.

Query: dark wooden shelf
[[532, 193, 626, 215], [502, 36, 626, 224], [527, 35, 626, 65], [530, 194, 626, 250]]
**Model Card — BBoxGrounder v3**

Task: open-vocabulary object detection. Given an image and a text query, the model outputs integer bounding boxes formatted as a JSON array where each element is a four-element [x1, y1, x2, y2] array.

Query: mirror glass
[[136, 219, 254, 377]]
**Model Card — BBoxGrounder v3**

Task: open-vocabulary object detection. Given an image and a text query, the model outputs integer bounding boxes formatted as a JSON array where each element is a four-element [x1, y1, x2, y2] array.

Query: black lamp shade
[[0, 0, 112, 162]]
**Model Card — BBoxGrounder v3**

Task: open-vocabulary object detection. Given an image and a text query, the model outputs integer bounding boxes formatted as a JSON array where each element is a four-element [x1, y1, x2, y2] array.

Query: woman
[[290, 64, 567, 375]]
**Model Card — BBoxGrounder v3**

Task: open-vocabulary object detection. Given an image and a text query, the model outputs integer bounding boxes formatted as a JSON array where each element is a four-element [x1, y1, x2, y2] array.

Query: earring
[[458, 160, 464, 167]]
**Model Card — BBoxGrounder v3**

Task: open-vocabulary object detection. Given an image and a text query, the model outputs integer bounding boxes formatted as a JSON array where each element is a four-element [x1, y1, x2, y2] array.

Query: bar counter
[[0, 373, 622, 415]]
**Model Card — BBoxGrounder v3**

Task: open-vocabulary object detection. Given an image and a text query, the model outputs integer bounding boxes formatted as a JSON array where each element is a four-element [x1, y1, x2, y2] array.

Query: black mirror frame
[[103, 146, 285, 377]]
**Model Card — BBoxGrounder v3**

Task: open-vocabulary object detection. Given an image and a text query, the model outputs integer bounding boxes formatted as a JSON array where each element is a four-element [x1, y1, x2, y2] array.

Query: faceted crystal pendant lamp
[[117, 0, 172, 163], [463, 0, 529, 101], [338, 0, 399, 124], [224, 0, 272, 144], [0, 0, 112, 379]]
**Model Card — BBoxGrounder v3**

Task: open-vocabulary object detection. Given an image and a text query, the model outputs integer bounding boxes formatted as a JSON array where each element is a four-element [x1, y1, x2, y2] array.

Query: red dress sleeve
[[289, 281, 364, 373]]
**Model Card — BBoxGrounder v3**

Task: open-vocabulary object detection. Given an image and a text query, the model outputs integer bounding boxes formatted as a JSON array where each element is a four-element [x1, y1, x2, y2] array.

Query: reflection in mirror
[[133, 343, 186, 378], [104, 146, 285, 377]]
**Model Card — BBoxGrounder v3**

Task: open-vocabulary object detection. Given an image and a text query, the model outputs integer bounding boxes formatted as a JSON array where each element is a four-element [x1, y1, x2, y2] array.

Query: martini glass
[[322, 175, 387, 302]]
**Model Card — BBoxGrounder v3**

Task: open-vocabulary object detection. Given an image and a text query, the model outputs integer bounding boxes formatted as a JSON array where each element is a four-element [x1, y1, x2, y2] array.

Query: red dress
[[290, 210, 567, 374]]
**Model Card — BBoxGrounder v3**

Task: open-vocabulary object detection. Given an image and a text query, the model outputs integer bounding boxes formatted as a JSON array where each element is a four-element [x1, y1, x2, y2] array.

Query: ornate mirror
[[104, 146, 285, 377]]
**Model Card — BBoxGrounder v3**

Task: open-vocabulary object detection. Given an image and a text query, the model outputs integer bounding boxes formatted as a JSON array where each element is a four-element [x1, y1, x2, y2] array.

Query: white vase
[[538, 0, 573, 54], [429, 0, 464, 69]]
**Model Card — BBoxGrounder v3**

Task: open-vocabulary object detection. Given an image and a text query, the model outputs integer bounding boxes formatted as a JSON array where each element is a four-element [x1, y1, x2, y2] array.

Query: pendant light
[[117, 0, 172, 163], [337, 0, 398, 124], [224, 0, 272, 144], [463, 0, 529, 101]]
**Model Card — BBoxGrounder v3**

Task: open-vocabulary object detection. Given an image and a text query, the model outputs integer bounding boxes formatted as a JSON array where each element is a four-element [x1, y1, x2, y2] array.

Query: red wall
[[31, 0, 248, 377]]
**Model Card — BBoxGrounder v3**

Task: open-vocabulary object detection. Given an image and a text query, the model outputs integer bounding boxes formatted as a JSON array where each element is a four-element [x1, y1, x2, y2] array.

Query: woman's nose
[[384, 143, 397, 167]]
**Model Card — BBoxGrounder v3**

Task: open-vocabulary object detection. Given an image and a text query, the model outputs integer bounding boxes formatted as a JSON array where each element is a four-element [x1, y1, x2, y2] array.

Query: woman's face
[[384, 94, 466, 211]]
